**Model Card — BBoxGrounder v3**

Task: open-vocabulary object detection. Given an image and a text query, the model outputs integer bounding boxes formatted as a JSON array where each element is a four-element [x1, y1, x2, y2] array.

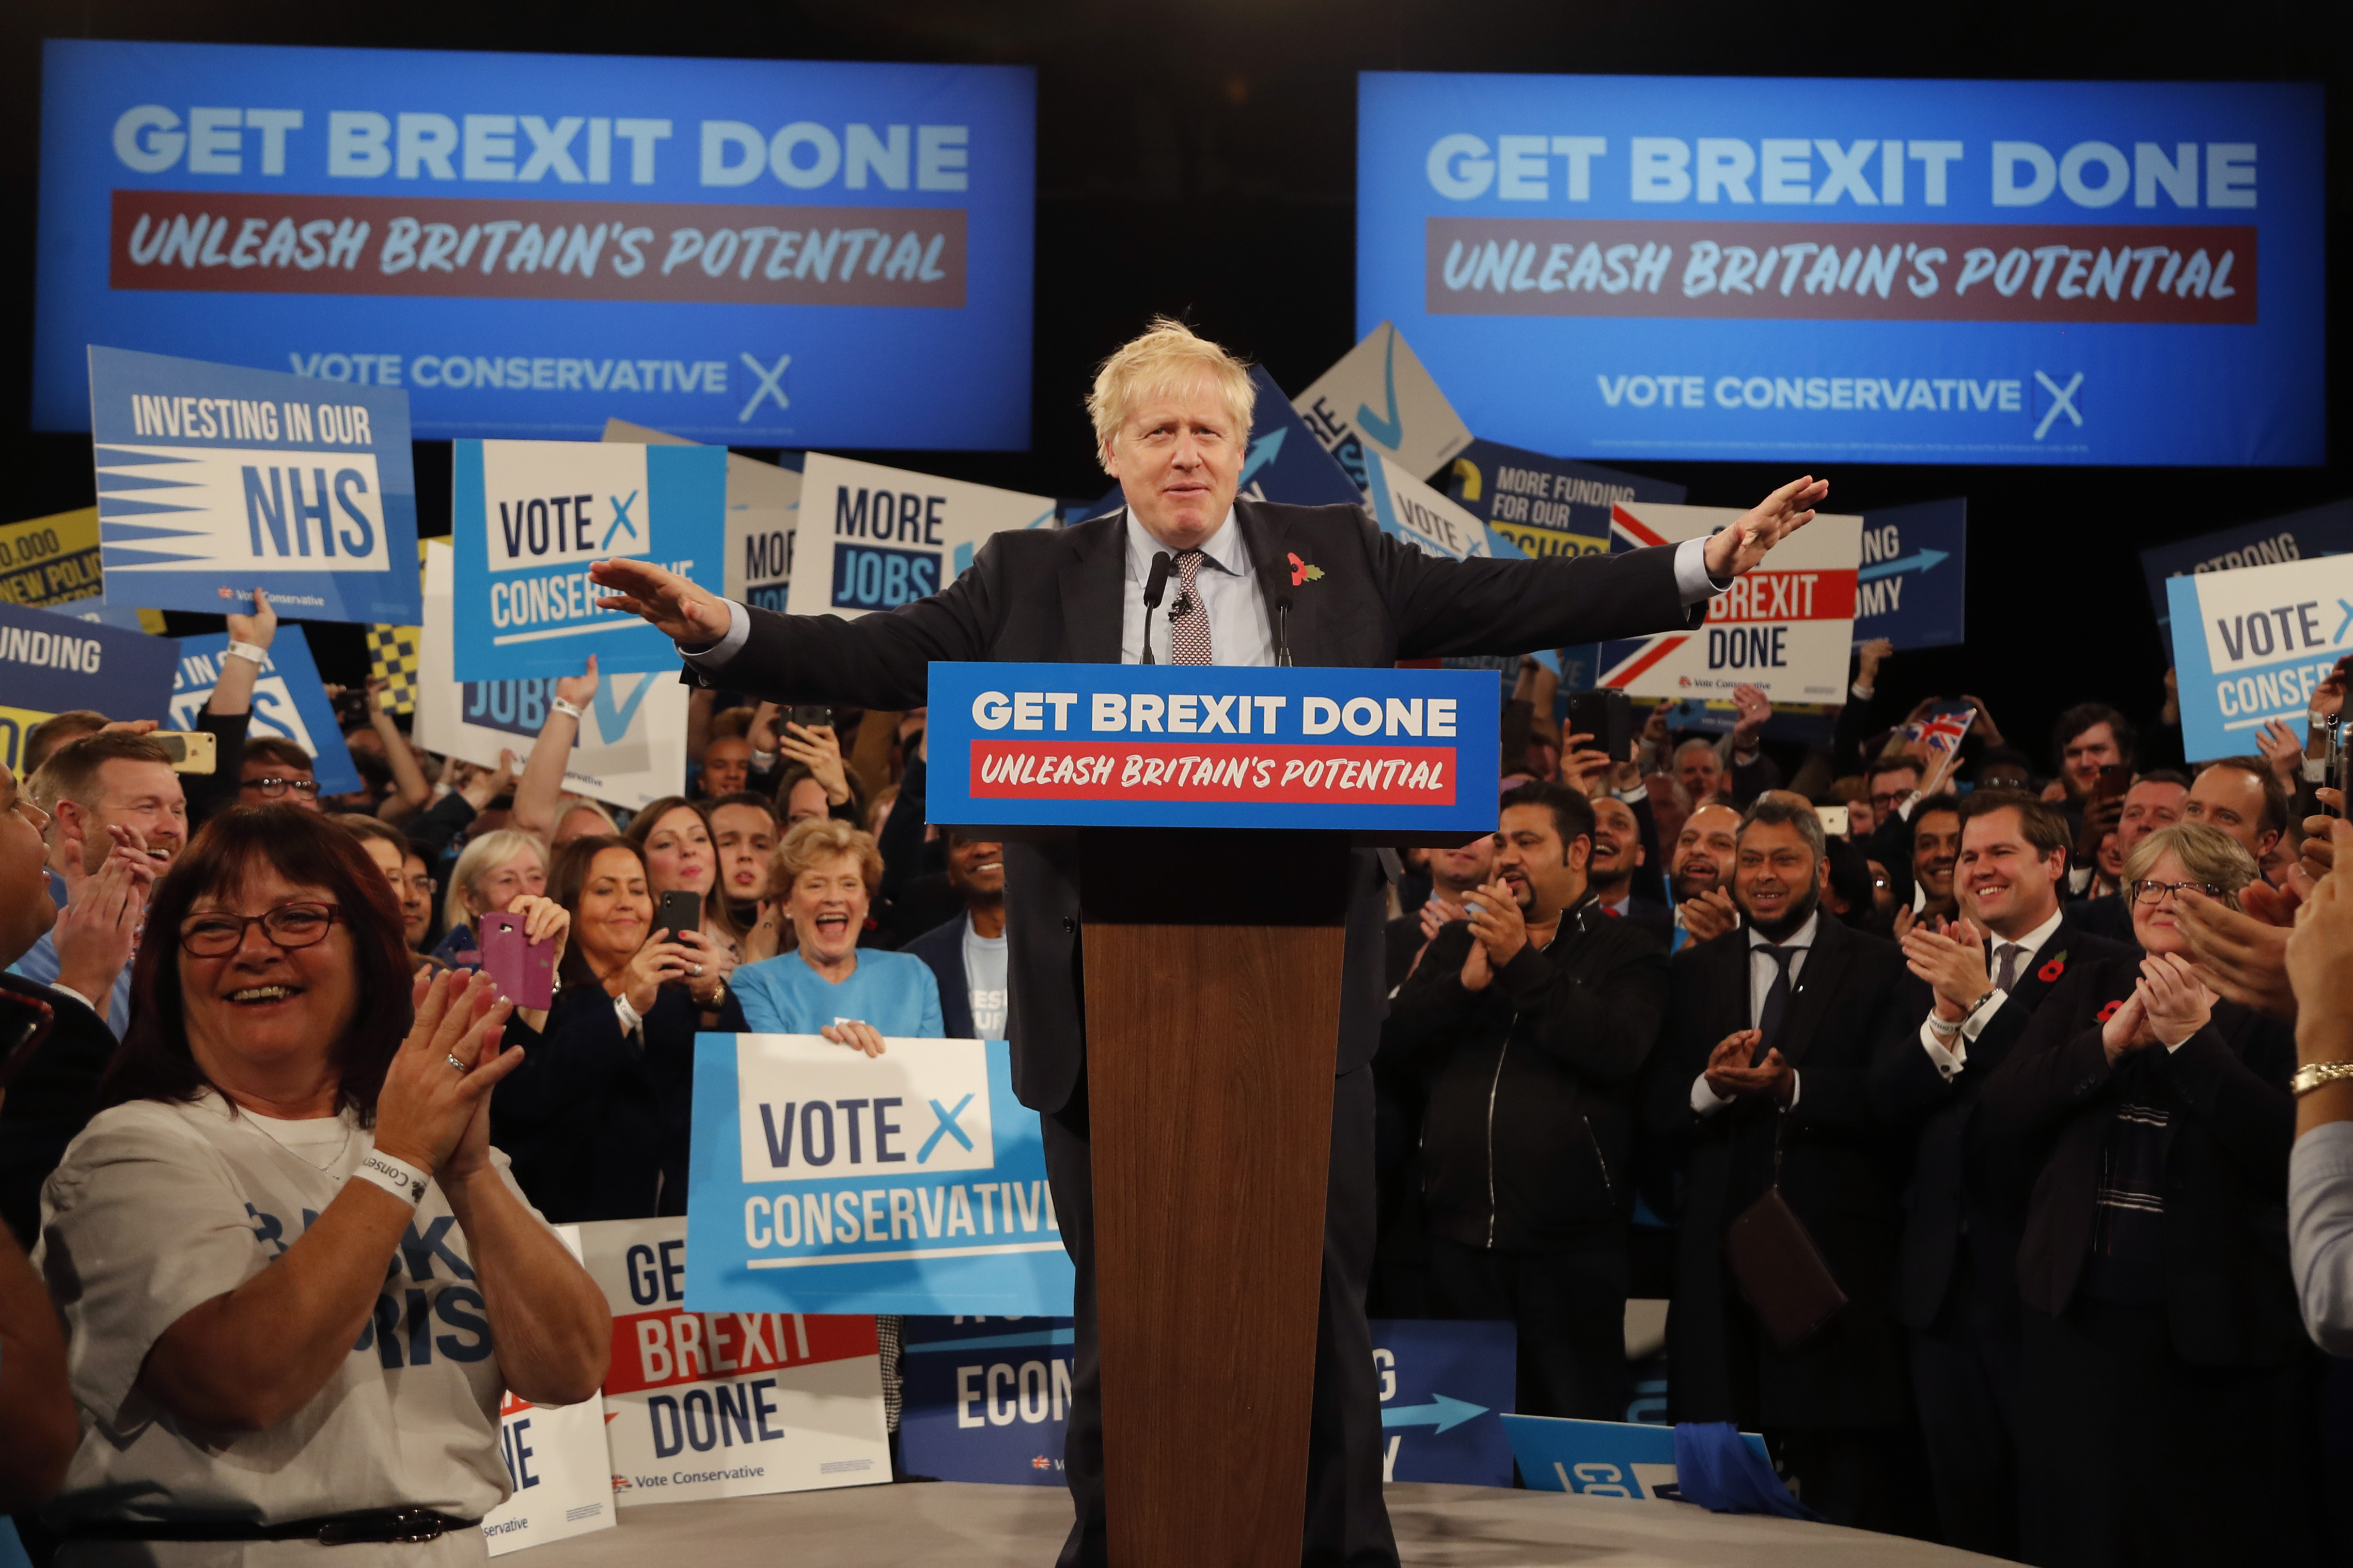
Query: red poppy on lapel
[[1288, 551, 1323, 588], [2038, 952, 2067, 984]]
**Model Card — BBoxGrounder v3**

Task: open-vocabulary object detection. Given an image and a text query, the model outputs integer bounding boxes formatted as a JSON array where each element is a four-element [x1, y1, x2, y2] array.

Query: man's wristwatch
[[2292, 1062, 2353, 1098]]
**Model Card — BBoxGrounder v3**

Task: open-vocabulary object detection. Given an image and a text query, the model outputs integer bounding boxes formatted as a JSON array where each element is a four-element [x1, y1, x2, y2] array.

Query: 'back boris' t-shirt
[[37, 1093, 555, 1566]]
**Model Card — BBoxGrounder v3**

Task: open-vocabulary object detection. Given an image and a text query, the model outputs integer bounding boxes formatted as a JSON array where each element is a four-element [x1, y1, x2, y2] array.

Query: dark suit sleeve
[[490, 988, 640, 1136], [1629, 793, 1664, 899], [2150, 1015, 2294, 1191], [1870, 979, 1955, 1130], [880, 753, 931, 904], [1368, 513, 1701, 660], [1378, 923, 1483, 1078], [1785, 949, 1910, 1138], [1725, 749, 1782, 809], [1493, 931, 1668, 1086], [1979, 964, 2112, 1143], [0, 986, 118, 1246], [1641, 951, 1717, 1138]]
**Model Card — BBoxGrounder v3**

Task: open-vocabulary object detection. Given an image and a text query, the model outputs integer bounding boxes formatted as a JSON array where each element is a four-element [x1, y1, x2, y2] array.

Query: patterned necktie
[[1168, 549, 1212, 664], [1994, 942, 2023, 993], [1754, 944, 1806, 1063]]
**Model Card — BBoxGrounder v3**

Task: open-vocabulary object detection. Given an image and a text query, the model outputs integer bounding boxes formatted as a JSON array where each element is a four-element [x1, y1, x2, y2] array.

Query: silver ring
[[691, 964, 703, 977], [446, 1053, 468, 1073]]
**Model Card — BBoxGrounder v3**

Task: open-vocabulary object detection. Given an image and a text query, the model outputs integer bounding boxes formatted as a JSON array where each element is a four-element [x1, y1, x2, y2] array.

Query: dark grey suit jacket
[[696, 497, 1703, 1114]]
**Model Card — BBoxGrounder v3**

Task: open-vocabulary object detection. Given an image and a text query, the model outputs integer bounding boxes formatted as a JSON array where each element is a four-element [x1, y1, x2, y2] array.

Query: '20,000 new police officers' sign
[[87, 345, 419, 623]]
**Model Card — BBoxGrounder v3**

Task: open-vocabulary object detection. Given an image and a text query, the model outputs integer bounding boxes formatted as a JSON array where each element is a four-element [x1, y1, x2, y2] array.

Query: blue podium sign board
[[923, 662, 1501, 840]]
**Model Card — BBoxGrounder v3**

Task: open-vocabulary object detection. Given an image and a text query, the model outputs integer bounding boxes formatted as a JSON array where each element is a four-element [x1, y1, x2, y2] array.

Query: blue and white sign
[[1359, 73, 2323, 466], [1373, 1320, 1515, 1486], [168, 627, 363, 795], [87, 345, 419, 623], [1853, 498, 1967, 650], [899, 1317, 1076, 1486], [37, 40, 1036, 448], [2166, 554, 2353, 762], [2141, 499, 2353, 638], [925, 663, 1501, 838], [451, 438, 724, 680], [0, 599, 178, 775], [686, 1034, 1075, 1316], [1503, 1415, 1768, 1502]]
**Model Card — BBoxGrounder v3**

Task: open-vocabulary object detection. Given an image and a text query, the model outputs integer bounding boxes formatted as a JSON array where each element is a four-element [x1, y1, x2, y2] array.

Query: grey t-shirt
[[962, 916, 1009, 1039]]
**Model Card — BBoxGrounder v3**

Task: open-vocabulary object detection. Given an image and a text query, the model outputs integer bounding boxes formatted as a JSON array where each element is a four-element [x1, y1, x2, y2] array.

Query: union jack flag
[[1906, 708, 1975, 758]]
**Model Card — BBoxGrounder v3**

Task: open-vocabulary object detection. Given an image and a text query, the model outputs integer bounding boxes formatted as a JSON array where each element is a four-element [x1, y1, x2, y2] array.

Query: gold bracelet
[[2291, 1062, 2353, 1098]]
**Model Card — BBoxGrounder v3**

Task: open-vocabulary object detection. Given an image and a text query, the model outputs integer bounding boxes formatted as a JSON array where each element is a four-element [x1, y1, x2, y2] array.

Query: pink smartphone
[[478, 912, 555, 1009]]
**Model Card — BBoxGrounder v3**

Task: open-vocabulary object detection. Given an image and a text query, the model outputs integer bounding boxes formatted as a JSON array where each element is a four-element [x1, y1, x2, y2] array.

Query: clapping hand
[[2174, 886, 2296, 1021], [1901, 916, 1990, 1022], [373, 972, 522, 1180], [1703, 1030, 1794, 1104], [1679, 886, 1740, 943], [2137, 952, 2216, 1048]]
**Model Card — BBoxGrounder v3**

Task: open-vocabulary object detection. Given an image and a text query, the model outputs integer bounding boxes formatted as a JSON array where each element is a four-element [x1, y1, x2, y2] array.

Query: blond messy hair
[[773, 815, 884, 895], [1086, 316, 1257, 472]]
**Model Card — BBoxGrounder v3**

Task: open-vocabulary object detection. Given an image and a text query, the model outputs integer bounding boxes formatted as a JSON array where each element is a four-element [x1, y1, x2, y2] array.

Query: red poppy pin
[[2095, 999, 2123, 1023], [2038, 952, 2067, 984], [1288, 551, 1324, 587]]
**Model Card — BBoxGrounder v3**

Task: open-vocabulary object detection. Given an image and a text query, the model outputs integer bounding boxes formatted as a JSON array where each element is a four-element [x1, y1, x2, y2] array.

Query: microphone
[[1275, 595, 1294, 667], [1141, 551, 1173, 665]]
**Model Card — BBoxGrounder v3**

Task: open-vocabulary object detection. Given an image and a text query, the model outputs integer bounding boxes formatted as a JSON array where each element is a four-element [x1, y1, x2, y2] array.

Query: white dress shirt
[[1692, 912, 1819, 1115], [678, 515, 1730, 674], [1918, 902, 2066, 1079], [2292, 1121, 2353, 1356]]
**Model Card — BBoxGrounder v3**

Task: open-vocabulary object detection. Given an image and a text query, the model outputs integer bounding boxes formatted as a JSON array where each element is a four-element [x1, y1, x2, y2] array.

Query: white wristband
[[551, 697, 587, 721], [224, 641, 269, 667], [351, 1151, 430, 1207]]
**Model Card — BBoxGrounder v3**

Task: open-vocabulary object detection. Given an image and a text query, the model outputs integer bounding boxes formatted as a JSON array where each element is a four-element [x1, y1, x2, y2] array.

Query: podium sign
[[924, 662, 1500, 838]]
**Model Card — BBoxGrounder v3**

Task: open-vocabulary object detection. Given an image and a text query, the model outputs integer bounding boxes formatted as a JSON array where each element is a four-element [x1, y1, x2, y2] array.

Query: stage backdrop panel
[[1359, 73, 2322, 467], [37, 41, 1034, 448]]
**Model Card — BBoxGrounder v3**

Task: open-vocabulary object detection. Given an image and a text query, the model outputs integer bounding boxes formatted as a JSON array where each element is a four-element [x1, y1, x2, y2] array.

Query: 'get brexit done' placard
[[924, 663, 1501, 839]]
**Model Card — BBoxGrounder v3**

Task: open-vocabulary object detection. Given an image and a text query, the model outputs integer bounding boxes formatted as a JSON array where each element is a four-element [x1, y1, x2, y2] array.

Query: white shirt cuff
[[681, 598, 751, 670], [1692, 1073, 1734, 1114], [1920, 1019, 1967, 1078], [1672, 537, 1731, 606], [46, 980, 99, 1015], [1850, 681, 1875, 701]]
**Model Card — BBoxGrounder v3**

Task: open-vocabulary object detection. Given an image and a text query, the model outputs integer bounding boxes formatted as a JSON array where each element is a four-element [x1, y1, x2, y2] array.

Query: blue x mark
[[916, 1094, 976, 1164], [601, 491, 640, 550]]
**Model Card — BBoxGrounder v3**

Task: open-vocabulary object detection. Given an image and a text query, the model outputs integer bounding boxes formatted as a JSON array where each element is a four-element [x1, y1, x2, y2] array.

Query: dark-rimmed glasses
[[243, 775, 322, 799], [178, 901, 342, 957], [2130, 879, 2224, 906]]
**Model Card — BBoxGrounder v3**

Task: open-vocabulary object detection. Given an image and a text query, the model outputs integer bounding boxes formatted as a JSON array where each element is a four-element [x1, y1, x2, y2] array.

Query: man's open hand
[[591, 559, 730, 645], [1703, 476, 1830, 581]]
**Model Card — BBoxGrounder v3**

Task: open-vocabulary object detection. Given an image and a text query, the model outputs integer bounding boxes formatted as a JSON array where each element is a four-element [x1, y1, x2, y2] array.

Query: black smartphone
[[789, 704, 833, 731], [2093, 763, 2132, 803], [0, 990, 57, 1093], [1566, 690, 1636, 764], [655, 890, 704, 943]]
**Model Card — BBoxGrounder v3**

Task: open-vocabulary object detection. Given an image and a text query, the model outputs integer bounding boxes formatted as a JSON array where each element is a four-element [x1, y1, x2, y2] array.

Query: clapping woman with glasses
[[34, 807, 609, 1561], [1982, 821, 2312, 1566]]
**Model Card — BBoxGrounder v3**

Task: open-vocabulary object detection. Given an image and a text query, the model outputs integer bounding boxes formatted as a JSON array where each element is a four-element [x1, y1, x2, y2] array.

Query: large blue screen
[[1358, 73, 2321, 466], [36, 40, 1034, 448]]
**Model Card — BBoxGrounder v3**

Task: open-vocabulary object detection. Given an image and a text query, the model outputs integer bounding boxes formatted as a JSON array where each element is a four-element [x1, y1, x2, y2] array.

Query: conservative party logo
[[735, 1035, 998, 1186]]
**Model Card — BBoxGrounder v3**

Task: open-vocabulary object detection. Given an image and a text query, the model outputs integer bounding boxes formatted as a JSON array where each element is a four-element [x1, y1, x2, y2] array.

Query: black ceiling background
[[2, 1, 2343, 772]]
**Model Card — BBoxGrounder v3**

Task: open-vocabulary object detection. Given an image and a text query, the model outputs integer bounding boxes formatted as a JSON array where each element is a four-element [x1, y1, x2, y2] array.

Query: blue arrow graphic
[[1237, 426, 1285, 490], [1379, 1393, 1488, 1434], [905, 1328, 1074, 1355], [1857, 547, 1949, 582]]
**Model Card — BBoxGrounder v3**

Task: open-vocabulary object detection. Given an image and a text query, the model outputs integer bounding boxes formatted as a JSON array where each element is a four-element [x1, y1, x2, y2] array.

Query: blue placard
[[685, 1033, 1076, 1316], [899, 1317, 1077, 1485], [1854, 497, 1967, 650], [87, 345, 419, 623], [1503, 1415, 1768, 1501], [2165, 559, 2353, 763], [2140, 499, 2353, 640], [167, 627, 362, 796], [451, 439, 725, 680], [1359, 73, 2323, 467], [36, 41, 1036, 449], [1373, 1319, 1516, 1486], [924, 663, 1501, 837], [0, 599, 179, 774]]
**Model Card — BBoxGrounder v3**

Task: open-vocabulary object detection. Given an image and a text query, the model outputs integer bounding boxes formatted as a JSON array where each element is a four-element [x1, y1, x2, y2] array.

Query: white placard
[[414, 539, 689, 810], [576, 1217, 890, 1508], [734, 1035, 997, 1187], [1291, 321, 1474, 486], [788, 453, 1055, 621], [1597, 503, 1862, 703], [482, 1225, 618, 1557]]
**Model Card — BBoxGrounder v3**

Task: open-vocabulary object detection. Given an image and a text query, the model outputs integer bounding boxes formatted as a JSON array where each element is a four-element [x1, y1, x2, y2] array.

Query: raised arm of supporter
[[513, 659, 598, 841], [367, 679, 433, 823], [0, 1221, 76, 1511], [207, 588, 277, 720]]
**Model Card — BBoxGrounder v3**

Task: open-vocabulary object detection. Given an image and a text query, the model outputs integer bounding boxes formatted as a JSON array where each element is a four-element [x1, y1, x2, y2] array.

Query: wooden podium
[[922, 663, 1498, 1567]]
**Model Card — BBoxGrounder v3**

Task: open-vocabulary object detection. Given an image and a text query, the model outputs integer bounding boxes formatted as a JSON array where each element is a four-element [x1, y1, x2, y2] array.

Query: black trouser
[[1426, 1233, 1627, 1421], [2018, 1298, 2323, 1568], [1910, 1255, 2024, 1560], [1042, 1065, 1397, 1568]]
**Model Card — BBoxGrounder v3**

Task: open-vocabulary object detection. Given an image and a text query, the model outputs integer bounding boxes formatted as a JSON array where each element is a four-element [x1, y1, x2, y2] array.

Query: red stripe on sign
[[1705, 569, 1858, 623], [1610, 504, 1668, 549], [1600, 635, 1688, 689], [603, 1311, 875, 1396], [969, 741, 1455, 805]]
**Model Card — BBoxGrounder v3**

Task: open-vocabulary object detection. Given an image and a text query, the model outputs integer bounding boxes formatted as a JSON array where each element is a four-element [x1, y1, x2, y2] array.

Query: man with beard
[[1590, 794, 1672, 946], [1908, 794, 1964, 927], [1384, 782, 1668, 1418], [1668, 803, 1743, 952], [1877, 793, 2136, 1559], [1644, 796, 1919, 1531], [1387, 832, 1496, 991], [905, 831, 1008, 1040]]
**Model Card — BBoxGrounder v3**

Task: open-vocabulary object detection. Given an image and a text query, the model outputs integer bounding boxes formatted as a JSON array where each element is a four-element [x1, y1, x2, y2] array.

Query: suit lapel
[[1235, 500, 1312, 665], [1709, 932, 1750, 1048], [1997, 914, 2078, 1012], [1058, 514, 1127, 664], [1776, 915, 1851, 1068]]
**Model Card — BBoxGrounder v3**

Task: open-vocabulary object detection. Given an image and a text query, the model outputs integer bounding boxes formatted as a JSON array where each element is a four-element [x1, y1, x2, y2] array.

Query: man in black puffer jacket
[[1381, 780, 1669, 1420]]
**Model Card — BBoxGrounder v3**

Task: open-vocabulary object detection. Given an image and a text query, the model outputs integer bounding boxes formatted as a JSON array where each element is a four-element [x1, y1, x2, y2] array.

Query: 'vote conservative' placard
[[451, 438, 724, 680], [924, 663, 1501, 838], [2166, 553, 2353, 762], [0, 599, 178, 775], [87, 345, 419, 622], [687, 1034, 1075, 1317]]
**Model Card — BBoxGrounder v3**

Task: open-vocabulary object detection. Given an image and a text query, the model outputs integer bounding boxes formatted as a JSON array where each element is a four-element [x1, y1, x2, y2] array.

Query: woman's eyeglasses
[[2130, 879, 2224, 906], [179, 901, 342, 956]]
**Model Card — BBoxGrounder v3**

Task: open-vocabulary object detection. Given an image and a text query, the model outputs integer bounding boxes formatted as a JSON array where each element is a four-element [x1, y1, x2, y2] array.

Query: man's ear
[[1567, 834, 1592, 872], [50, 797, 85, 841]]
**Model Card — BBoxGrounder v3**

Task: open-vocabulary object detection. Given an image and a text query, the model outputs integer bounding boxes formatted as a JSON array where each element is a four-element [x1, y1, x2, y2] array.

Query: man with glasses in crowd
[[238, 736, 324, 810]]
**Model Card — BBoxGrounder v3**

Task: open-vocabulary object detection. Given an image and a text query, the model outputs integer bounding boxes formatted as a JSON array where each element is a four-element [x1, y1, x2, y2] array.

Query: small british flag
[[1908, 708, 1974, 761]]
